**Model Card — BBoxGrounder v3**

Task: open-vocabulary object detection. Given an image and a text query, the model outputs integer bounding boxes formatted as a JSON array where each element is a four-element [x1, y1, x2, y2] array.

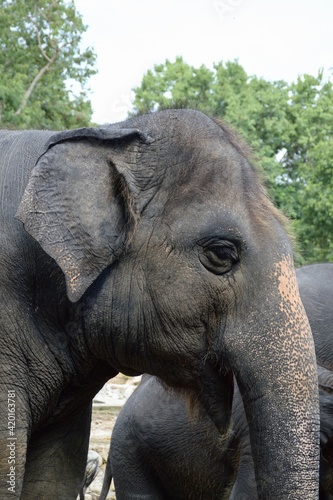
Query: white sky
[[74, 0, 333, 124]]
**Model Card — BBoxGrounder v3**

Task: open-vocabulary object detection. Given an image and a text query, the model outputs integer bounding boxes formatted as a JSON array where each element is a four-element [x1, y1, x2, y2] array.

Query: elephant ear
[[16, 127, 152, 302]]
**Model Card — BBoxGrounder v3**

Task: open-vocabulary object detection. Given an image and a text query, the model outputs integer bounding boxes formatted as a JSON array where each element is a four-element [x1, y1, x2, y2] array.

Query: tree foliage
[[132, 58, 333, 264], [0, 0, 97, 129]]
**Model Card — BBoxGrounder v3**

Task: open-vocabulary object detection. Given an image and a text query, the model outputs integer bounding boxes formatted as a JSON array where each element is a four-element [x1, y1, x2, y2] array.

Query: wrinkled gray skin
[[100, 366, 333, 500], [101, 263, 333, 500], [297, 264, 333, 371], [0, 110, 319, 499]]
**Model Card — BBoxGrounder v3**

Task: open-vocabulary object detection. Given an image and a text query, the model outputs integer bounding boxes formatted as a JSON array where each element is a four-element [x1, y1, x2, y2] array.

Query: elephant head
[[16, 109, 319, 497]]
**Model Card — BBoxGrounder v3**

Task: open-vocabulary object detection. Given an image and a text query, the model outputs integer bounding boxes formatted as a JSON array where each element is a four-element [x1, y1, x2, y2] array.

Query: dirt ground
[[84, 374, 142, 500]]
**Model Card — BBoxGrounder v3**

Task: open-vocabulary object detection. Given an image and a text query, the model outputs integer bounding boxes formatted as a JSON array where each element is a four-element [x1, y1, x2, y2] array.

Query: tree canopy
[[132, 57, 333, 264], [0, 0, 97, 129]]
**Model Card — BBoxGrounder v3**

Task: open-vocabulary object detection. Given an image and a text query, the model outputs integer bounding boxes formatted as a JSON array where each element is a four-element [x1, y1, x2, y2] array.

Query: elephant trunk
[[224, 256, 320, 498]]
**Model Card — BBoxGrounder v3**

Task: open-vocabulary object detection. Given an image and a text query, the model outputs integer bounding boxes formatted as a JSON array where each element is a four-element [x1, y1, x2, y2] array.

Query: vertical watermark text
[[7, 390, 16, 493]]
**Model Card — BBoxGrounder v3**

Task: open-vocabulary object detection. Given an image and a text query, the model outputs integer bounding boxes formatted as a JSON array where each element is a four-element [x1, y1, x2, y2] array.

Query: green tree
[[132, 58, 333, 264], [0, 0, 97, 129], [277, 74, 333, 262], [132, 57, 215, 113], [132, 58, 291, 202], [292, 138, 333, 262]]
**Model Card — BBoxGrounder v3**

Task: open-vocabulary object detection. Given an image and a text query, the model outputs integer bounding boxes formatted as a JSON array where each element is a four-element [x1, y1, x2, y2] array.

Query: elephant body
[[102, 263, 333, 500], [102, 374, 250, 500], [0, 110, 319, 498], [297, 264, 333, 371]]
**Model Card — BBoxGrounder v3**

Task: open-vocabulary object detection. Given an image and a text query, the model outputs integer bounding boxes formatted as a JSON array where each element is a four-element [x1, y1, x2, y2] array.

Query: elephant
[[99, 373, 250, 500], [99, 263, 333, 500], [297, 263, 333, 371], [100, 366, 333, 500], [0, 109, 319, 499]]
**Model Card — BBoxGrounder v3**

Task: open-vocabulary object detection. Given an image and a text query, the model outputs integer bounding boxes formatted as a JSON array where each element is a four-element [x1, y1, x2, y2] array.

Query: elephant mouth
[[196, 362, 234, 434], [157, 363, 234, 435]]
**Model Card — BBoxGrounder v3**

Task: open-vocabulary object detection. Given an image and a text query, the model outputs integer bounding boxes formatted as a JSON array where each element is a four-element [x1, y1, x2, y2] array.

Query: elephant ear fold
[[16, 127, 152, 303]]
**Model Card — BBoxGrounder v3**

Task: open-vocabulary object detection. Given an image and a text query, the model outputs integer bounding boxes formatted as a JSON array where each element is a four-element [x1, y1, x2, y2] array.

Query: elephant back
[[0, 130, 54, 217]]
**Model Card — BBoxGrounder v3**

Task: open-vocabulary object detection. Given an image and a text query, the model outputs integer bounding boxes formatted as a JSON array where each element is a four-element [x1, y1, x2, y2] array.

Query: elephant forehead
[[159, 165, 275, 242], [164, 145, 280, 230], [179, 141, 246, 191], [131, 110, 287, 238]]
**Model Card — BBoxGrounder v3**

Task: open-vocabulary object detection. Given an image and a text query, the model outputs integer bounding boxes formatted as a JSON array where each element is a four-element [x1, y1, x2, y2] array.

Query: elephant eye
[[199, 240, 240, 275]]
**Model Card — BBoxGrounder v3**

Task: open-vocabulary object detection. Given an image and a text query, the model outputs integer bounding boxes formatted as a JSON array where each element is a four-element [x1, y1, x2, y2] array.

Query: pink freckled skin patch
[[274, 256, 318, 393]]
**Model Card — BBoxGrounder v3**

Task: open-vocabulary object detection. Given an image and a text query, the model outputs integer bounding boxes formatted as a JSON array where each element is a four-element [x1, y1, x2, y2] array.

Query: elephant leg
[[21, 404, 92, 500], [111, 434, 166, 500], [112, 467, 165, 500]]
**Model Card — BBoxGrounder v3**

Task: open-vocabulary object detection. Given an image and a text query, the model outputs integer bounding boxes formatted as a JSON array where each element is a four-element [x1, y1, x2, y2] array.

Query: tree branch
[[15, 4, 75, 117], [15, 7, 65, 116], [29, 8, 52, 63], [14, 51, 58, 115], [36, 25, 52, 63]]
